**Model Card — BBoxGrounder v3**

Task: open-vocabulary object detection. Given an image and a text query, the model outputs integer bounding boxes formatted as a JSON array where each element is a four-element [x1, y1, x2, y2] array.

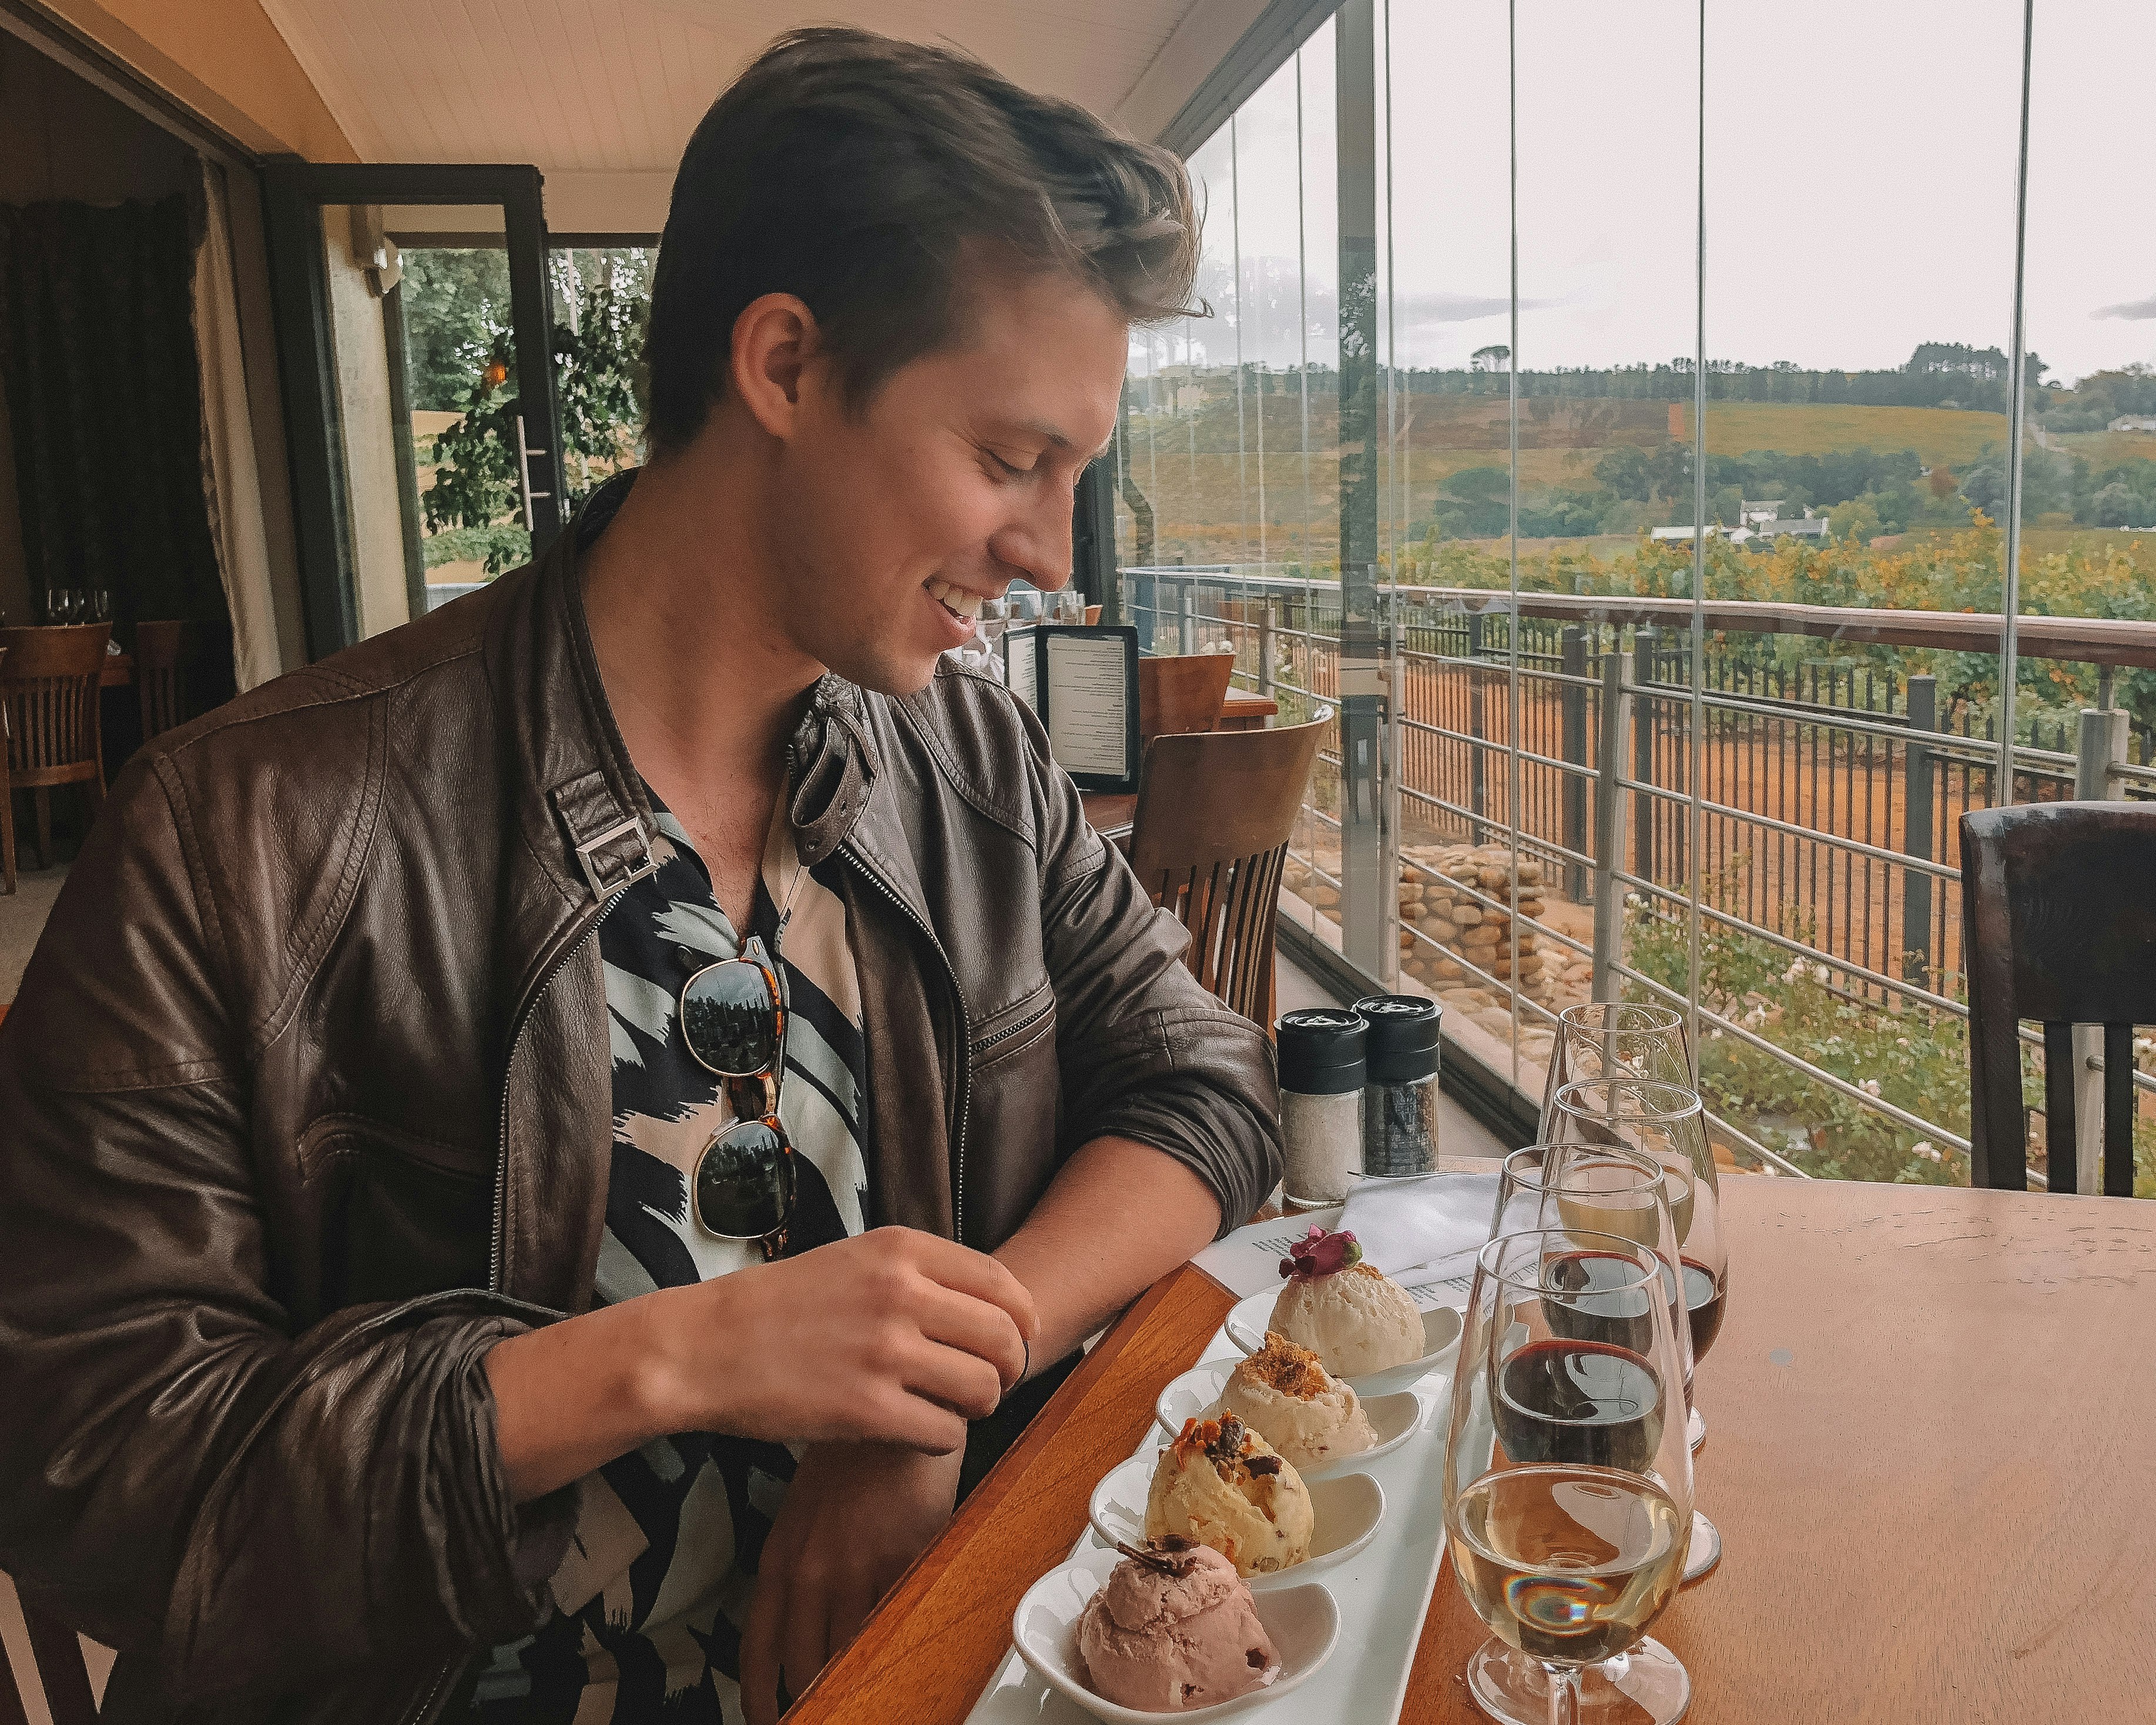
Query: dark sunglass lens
[[696, 1120, 795, 1239], [682, 959, 779, 1076]]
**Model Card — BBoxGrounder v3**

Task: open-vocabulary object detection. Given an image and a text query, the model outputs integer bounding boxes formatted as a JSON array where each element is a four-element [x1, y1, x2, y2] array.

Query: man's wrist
[[624, 1281, 713, 1436]]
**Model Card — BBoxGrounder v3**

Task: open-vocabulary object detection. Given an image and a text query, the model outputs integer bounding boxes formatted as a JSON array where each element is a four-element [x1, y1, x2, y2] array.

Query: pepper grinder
[[1353, 993, 1443, 1177]]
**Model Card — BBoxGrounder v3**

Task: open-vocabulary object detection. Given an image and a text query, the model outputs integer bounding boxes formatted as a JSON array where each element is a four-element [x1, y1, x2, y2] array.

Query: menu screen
[[1044, 633, 1131, 779]]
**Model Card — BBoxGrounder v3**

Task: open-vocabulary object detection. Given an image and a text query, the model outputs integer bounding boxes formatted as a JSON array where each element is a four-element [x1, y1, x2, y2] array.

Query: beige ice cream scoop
[[1270, 1260, 1424, 1378], [1077, 1539, 1280, 1714], [1212, 1331, 1377, 1471], [1145, 1416, 1314, 1577]]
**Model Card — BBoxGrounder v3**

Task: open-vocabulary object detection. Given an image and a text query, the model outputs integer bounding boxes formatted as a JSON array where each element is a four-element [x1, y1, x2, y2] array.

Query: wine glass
[[91, 588, 111, 622], [1537, 1003, 1693, 1133], [1445, 1228, 1695, 1725], [1547, 1079, 1728, 1585]]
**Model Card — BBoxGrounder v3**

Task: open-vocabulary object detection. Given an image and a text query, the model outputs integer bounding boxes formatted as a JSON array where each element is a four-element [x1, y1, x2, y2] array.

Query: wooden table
[[790, 1179, 2156, 1724], [100, 651, 134, 689], [1219, 688, 1278, 730]]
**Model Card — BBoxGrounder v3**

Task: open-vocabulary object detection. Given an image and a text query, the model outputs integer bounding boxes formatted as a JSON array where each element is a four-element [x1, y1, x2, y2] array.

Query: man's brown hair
[[643, 26, 1201, 454]]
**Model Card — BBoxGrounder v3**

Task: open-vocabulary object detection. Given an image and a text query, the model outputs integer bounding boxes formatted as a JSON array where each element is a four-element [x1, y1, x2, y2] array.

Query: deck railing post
[[1561, 624, 1588, 902], [2074, 703, 2127, 802], [1258, 599, 1275, 698], [2070, 701, 2131, 1191], [1592, 648, 1630, 1004], [1902, 675, 1936, 987], [1468, 611, 1487, 845], [1631, 627, 1658, 888]]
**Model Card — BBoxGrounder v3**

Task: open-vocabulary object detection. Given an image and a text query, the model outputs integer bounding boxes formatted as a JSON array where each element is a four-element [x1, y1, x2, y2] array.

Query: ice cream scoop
[[1270, 1228, 1425, 1378], [1077, 1539, 1280, 1714], [1212, 1331, 1377, 1472], [1145, 1416, 1314, 1577]]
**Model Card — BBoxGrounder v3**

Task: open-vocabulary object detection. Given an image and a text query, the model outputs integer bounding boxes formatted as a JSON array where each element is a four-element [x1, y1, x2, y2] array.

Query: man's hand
[[486, 1227, 1037, 1502], [738, 1442, 963, 1725]]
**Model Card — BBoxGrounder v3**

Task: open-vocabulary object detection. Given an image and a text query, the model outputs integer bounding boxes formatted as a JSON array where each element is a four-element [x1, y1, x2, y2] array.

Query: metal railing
[[1119, 565, 2156, 1187]]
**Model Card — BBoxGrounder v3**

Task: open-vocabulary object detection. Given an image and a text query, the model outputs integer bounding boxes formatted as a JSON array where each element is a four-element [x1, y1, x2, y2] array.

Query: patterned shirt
[[468, 786, 869, 1721]]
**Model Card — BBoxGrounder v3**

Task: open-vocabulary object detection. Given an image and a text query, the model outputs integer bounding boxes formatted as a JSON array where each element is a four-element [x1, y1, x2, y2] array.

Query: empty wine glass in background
[[92, 588, 111, 622], [1547, 1078, 1729, 1584], [1446, 1227, 1695, 1725], [1538, 1002, 1693, 1133]]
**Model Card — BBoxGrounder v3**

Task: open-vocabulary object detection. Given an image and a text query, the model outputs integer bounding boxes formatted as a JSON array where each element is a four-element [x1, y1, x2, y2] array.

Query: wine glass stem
[[1543, 1662, 1582, 1725]]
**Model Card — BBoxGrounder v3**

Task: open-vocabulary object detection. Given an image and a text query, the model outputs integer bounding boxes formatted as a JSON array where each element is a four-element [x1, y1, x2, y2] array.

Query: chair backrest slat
[[1960, 802, 2156, 1196]]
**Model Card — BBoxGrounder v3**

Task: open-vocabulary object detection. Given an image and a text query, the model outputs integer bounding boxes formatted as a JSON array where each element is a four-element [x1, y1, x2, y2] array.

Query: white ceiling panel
[[258, 0, 1213, 174]]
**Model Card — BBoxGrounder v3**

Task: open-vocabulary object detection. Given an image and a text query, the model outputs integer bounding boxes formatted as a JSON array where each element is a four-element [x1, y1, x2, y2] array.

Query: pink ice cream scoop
[[1077, 1541, 1281, 1713]]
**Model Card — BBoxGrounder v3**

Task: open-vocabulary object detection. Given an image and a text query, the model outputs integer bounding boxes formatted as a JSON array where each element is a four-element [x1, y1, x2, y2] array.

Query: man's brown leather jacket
[[0, 518, 1280, 1722]]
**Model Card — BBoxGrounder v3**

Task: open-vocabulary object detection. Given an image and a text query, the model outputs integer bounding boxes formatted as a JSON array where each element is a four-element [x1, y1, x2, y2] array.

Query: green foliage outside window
[[401, 247, 652, 575]]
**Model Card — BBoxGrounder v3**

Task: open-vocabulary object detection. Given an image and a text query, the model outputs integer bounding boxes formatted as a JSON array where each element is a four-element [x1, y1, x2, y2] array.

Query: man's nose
[[992, 483, 1077, 592]]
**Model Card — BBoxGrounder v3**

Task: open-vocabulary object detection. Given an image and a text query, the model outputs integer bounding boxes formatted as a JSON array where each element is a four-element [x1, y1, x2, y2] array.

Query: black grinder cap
[[1352, 994, 1443, 1084], [1274, 1007, 1368, 1096]]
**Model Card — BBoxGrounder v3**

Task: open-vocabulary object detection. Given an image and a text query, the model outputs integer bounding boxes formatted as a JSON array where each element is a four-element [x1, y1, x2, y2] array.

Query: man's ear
[[729, 292, 822, 441]]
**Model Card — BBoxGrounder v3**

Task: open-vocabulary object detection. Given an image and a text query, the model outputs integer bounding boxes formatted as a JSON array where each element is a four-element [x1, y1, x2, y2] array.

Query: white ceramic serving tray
[[963, 1265, 1474, 1725]]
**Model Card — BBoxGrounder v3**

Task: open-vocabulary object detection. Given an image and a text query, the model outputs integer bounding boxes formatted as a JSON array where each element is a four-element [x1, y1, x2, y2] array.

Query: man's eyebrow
[[1007, 417, 1116, 461]]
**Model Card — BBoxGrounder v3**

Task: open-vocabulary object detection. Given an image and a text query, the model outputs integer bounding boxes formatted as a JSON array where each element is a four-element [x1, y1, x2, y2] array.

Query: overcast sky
[[1142, 1, 2152, 390]]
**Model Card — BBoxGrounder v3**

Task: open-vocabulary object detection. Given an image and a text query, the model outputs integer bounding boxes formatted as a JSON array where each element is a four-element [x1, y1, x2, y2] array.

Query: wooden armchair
[[133, 619, 192, 742], [0, 624, 110, 887], [1137, 651, 1235, 746], [1127, 716, 1326, 1026]]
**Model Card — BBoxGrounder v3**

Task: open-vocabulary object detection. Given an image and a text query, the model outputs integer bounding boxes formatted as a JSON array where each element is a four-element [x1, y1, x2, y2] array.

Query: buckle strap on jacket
[[551, 769, 656, 902]]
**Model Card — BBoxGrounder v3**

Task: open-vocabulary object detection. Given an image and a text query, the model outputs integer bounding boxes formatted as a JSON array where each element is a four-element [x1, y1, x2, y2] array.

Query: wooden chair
[[2, 1580, 98, 1725], [1127, 717, 1326, 1026], [1961, 802, 2156, 1195], [0, 625, 110, 880], [133, 619, 191, 742], [1137, 652, 1235, 746]]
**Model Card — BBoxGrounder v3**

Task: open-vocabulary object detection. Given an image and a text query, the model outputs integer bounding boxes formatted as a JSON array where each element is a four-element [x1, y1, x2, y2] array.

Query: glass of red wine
[[1445, 1228, 1695, 1725], [1545, 1080, 1727, 1586], [1536, 1003, 1693, 1134]]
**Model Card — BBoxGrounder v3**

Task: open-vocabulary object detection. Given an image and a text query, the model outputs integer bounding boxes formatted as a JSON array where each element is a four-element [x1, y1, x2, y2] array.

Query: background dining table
[[787, 1173, 2156, 1724]]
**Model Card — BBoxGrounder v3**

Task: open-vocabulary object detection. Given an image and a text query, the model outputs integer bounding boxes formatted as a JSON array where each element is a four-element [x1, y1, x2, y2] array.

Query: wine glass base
[[1682, 1512, 1722, 1586], [1688, 1404, 1705, 1453], [1466, 1637, 1691, 1725]]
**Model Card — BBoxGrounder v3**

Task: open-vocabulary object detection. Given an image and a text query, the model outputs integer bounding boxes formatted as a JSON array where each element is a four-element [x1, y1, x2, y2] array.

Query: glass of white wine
[[1446, 1228, 1695, 1725], [1537, 1001, 1693, 1134]]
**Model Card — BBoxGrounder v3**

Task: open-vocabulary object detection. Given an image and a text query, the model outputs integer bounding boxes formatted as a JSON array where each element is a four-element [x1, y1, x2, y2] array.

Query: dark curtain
[[0, 196, 226, 637]]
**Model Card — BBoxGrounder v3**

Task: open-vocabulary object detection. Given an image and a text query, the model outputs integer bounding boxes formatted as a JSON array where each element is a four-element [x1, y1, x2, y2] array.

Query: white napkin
[[1338, 1171, 1502, 1285]]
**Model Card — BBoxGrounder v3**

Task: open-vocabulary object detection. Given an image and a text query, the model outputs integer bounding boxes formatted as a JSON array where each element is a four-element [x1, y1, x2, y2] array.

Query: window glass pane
[[1698, 0, 2023, 1183], [2018, 0, 2156, 1194]]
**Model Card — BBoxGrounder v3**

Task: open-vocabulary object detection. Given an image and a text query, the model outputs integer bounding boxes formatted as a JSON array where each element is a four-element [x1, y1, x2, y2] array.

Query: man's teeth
[[926, 578, 982, 621]]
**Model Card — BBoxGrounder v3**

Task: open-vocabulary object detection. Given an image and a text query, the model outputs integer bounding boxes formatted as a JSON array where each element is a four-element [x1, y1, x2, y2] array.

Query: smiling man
[[0, 25, 1279, 1725]]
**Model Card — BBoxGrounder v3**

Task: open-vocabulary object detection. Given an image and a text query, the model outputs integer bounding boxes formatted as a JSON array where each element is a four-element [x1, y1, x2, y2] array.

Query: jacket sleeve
[[0, 755, 571, 1702], [1029, 738, 1283, 1235]]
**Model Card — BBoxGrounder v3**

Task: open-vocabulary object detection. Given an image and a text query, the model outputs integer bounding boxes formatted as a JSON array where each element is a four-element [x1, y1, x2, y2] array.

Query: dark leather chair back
[[1960, 801, 2156, 1194]]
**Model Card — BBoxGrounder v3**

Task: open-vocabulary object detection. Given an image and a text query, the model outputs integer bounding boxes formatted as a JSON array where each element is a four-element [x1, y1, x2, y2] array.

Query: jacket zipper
[[490, 899, 621, 1294], [839, 840, 974, 1243], [973, 996, 1053, 1059]]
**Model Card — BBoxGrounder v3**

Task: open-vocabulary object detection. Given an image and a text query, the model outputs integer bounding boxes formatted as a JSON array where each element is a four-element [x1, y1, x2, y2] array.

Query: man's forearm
[[992, 1136, 1223, 1372]]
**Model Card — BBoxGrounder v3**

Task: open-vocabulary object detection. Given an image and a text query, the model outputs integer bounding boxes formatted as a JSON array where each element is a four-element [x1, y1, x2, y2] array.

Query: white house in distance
[[2110, 414, 2156, 433]]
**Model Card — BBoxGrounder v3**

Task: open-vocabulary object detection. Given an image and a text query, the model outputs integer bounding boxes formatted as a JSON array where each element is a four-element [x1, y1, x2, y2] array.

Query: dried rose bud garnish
[[1279, 1224, 1363, 1281]]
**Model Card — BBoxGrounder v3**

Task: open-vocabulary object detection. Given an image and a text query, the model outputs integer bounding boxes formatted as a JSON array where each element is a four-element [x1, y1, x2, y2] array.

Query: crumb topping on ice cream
[[1144, 1416, 1314, 1577], [1212, 1332, 1377, 1471]]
